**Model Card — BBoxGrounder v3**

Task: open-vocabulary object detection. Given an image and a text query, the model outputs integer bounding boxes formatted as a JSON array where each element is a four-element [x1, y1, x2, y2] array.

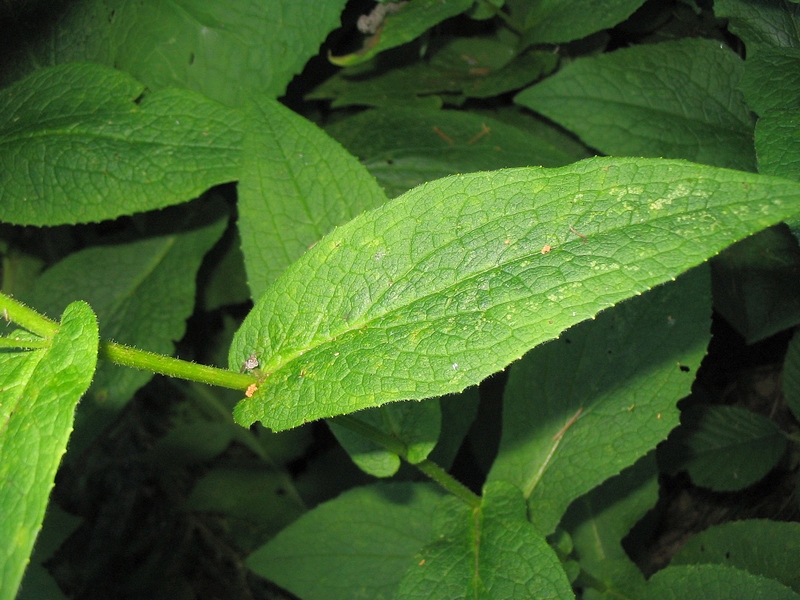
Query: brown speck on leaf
[[541, 244, 552, 254], [245, 384, 258, 398], [433, 126, 455, 145], [467, 123, 491, 144]]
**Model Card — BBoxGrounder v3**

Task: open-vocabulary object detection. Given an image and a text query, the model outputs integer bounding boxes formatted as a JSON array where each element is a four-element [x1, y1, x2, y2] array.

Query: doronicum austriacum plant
[[2, 0, 800, 598]]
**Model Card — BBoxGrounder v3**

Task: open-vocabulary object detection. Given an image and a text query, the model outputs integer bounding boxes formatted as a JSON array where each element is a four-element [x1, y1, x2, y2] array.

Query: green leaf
[[644, 564, 800, 600], [782, 328, 800, 422], [22, 199, 227, 453], [328, 399, 441, 477], [516, 38, 756, 171], [247, 482, 444, 600], [230, 157, 800, 432], [238, 97, 387, 298], [671, 520, 800, 593], [330, 0, 474, 67], [756, 109, 800, 181], [326, 107, 589, 198], [0, 63, 244, 226], [428, 388, 481, 470], [518, 0, 646, 44], [488, 266, 710, 534], [580, 558, 647, 600], [659, 404, 787, 491], [714, 0, 800, 50], [740, 47, 800, 114], [395, 481, 574, 599], [4, 0, 348, 106], [711, 226, 800, 343], [0, 301, 99, 600], [561, 452, 659, 564]]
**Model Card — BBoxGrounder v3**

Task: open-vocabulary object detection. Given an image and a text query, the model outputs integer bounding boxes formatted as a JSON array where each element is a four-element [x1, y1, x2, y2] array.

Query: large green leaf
[[0, 63, 243, 226], [326, 107, 589, 198], [1, 0, 347, 106], [22, 199, 227, 453], [395, 481, 574, 599], [671, 520, 800, 592], [0, 301, 98, 600], [488, 266, 710, 534], [238, 97, 387, 299], [229, 157, 800, 432], [644, 564, 800, 600], [247, 482, 444, 600], [516, 38, 756, 171], [517, 0, 647, 44]]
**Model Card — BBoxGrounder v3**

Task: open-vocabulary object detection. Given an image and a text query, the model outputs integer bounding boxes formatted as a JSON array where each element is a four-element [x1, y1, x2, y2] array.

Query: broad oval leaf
[[0, 301, 98, 600], [516, 38, 756, 171], [0, 63, 243, 226], [644, 564, 800, 600], [230, 157, 800, 431], [519, 0, 647, 44]]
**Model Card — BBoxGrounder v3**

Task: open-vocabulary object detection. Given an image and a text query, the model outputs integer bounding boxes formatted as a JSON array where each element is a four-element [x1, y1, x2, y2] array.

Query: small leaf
[[659, 404, 787, 491], [395, 481, 574, 599], [0, 63, 244, 226], [672, 520, 800, 593], [488, 266, 710, 534], [0, 301, 98, 600], [518, 0, 647, 44], [247, 482, 444, 600], [326, 107, 589, 198], [328, 399, 441, 477], [230, 157, 800, 431], [331, 0, 474, 67], [238, 97, 387, 298], [516, 38, 756, 171], [644, 564, 800, 600]]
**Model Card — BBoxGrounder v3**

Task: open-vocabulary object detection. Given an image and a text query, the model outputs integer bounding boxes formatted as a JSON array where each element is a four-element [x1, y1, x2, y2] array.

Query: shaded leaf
[[2, 0, 348, 106], [516, 38, 756, 171], [783, 328, 800, 422], [328, 399, 441, 477], [0, 63, 243, 226], [238, 97, 387, 298], [672, 520, 800, 593], [714, 0, 800, 50], [644, 564, 800, 600], [659, 404, 787, 491], [740, 47, 800, 114], [518, 0, 647, 44], [395, 481, 574, 599], [428, 388, 481, 470], [326, 107, 589, 198], [0, 301, 98, 600], [488, 266, 710, 534], [23, 199, 227, 453], [756, 109, 800, 181], [561, 452, 659, 564], [230, 157, 800, 432], [247, 482, 444, 600], [711, 225, 800, 343]]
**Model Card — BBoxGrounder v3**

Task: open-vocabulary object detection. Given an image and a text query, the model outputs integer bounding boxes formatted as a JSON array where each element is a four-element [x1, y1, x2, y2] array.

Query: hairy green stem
[[0, 292, 59, 338], [335, 414, 481, 508], [100, 340, 256, 391], [0, 335, 49, 349]]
